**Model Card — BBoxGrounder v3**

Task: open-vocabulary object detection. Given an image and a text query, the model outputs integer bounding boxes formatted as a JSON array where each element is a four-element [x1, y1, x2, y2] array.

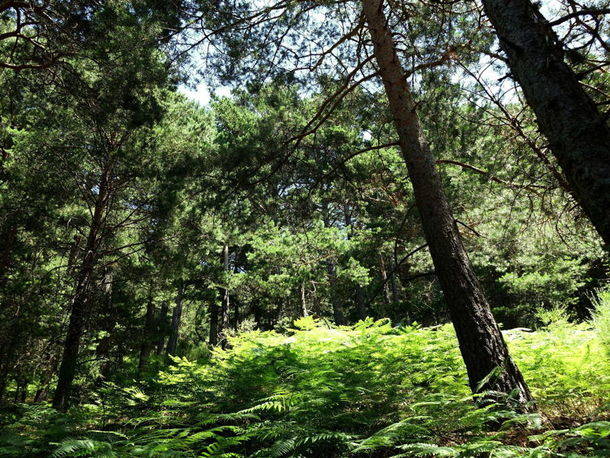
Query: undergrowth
[[1, 297, 609, 457]]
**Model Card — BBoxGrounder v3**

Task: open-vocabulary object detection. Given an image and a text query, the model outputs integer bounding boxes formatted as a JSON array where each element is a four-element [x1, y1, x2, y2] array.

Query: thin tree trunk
[[481, 0, 610, 246], [380, 255, 392, 306], [155, 302, 169, 355], [389, 257, 399, 304], [0, 324, 20, 402], [137, 292, 156, 375], [0, 225, 17, 287], [52, 165, 112, 411], [327, 262, 346, 325], [209, 302, 220, 346], [300, 281, 309, 317], [221, 244, 230, 330], [97, 268, 115, 380], [362, 0, 533, 407], [0, 351, 12, 401], [344, 206, 368, 321], [232, 297, 240, 330], [19, 379, 28, 402], [166, 286, 184, 356], [355, 286, 367, 320], [211, 244, 231, 348]]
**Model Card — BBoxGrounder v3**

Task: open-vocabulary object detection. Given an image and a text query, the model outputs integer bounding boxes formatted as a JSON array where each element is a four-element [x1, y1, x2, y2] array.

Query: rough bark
[[52, 165, 112, 411], [362, 0, 533, 407], [481, 0, 610, 246]]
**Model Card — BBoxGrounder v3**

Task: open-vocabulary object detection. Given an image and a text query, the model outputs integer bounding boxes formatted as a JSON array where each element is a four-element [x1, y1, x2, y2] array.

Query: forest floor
[[1, 316, 609, 457]]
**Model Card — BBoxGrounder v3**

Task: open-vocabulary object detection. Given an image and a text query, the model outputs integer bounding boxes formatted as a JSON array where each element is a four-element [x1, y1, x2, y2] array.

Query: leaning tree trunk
[[481, 0, 610, 246], [362, 0, 533, 407], [52, 166, 112, 411]]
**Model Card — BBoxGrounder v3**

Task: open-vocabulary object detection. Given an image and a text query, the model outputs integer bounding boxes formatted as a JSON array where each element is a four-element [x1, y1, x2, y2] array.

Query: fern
[[51, 439, 116, 458], [3, 318, 610, 457]]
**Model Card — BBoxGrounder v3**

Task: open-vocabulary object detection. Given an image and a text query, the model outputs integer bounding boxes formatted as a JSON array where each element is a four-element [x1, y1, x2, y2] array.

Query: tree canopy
[[0, 0, 608, 455]]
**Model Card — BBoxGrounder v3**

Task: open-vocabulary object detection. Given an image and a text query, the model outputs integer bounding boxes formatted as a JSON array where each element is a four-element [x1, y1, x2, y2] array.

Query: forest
[[0, 0, 609, 456]]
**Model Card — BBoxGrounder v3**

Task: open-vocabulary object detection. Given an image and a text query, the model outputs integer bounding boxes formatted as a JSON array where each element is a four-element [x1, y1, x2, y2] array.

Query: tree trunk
[[155, 302, 169, 355], [389, 257, 399, 304], [166, 286, 184, 356], [221, 244, 230, 330], [0, 352, 12, 401], [232, 297, 240, 330], [137, 293, 156, 375], [344, 207, 368, 321], [327, 262, 346, 325], [362, 0, 533, 407], [209, 302, 220, 346], [380, 255, 392, 306], [97, 268, 115, 380], [0, 225, 17, 287], [211, 244, 231, 348], [300, 281, 309, 317], [481, 0, 610, 246], [0, 324, 20, 402], [353, 285, 367, 320], [52, 165, 112, 411]]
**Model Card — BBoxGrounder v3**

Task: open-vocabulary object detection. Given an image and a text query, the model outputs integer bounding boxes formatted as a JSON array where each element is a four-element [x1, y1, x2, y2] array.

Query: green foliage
[[499, 258, 588, 322], [3, 317, 607, 457], [592, 288, 610, 358]]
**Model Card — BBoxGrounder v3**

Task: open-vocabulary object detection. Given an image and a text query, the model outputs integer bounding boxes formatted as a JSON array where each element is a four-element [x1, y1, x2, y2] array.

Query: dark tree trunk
[[97, 269, 115, 380], [389, 257, 399, 304], [52, 165, 112, 411], [481, 0, 610, 246], [155, 302, 169, 355], [210, 244, 231, 347], [221, 244, 230, 330], [0, 225, 17, 287], [380, 255, 392, 306], [344, 207, 368, 321], [209, 302, 220, 346], [232, 297, 239, 330], [137, 293, 156, 375], [0, 358, 11, 402], [0, 327, 19, 402], [166, 286, 184, 356], [19, 380, 28, 402], [355, 285, 367, 320], [362, 0, 533, 407], [327, 262, 346, 325]]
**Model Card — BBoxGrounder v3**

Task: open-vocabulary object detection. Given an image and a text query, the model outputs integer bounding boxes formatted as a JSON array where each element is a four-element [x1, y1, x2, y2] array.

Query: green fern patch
[[1, 315, 609, 457]]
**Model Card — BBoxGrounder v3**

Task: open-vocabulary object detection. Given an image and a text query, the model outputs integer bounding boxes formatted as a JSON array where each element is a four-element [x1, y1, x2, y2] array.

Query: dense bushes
[[1, 298, 609, 457]]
